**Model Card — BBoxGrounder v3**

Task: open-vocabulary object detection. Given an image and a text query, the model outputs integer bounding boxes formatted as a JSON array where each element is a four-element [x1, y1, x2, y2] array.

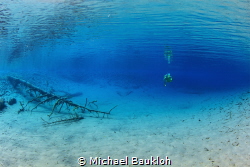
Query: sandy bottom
[[0, 75, 249, 167]]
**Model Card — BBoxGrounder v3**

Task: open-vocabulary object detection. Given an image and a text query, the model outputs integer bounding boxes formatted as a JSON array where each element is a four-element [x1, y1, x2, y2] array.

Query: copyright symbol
[[78, 157, 86, 166]]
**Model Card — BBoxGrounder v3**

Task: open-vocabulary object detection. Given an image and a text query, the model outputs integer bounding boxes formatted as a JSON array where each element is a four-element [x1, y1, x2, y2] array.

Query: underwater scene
[[0, 0, 250, 166]]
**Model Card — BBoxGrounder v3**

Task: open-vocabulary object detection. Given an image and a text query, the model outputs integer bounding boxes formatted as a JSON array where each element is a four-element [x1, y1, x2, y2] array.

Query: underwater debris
[[0, 98, 7, 111], [8, 98, 17, 105], [7, 76, 116, 120], [88, 100, 98, 109], [41, 113, 84, 126], [18, 102, 26, 114]]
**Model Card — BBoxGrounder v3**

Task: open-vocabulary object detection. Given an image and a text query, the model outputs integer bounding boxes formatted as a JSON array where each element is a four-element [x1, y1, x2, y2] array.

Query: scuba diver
[[163, 73, 173, 86], [164, 46, 173, 64]]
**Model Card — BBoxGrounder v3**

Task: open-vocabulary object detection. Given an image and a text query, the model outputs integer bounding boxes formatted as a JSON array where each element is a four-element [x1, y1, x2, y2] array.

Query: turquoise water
[[0, 0, 250, 166]]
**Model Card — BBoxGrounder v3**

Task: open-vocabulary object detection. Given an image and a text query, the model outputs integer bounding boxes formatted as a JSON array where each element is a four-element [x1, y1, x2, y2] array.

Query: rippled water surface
[[0, 0, 249, 91]]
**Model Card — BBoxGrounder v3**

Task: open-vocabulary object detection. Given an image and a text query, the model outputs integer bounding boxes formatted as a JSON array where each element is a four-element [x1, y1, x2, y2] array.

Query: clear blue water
[[1, 0, 249, 92], [1, 1, 250, 166]]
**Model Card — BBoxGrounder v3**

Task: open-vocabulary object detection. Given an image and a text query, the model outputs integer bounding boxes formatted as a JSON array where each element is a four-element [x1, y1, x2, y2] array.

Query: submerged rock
[[0, 98, 7, 111], [8, 98, 17, 105]]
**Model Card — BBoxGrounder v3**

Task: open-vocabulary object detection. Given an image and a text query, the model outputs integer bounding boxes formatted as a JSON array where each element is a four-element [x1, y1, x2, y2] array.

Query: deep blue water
[[0, 0, 249, 92]]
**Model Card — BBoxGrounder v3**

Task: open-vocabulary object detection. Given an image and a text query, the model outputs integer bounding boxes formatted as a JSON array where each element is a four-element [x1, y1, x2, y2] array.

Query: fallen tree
[[7, 76, 117, 124]]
